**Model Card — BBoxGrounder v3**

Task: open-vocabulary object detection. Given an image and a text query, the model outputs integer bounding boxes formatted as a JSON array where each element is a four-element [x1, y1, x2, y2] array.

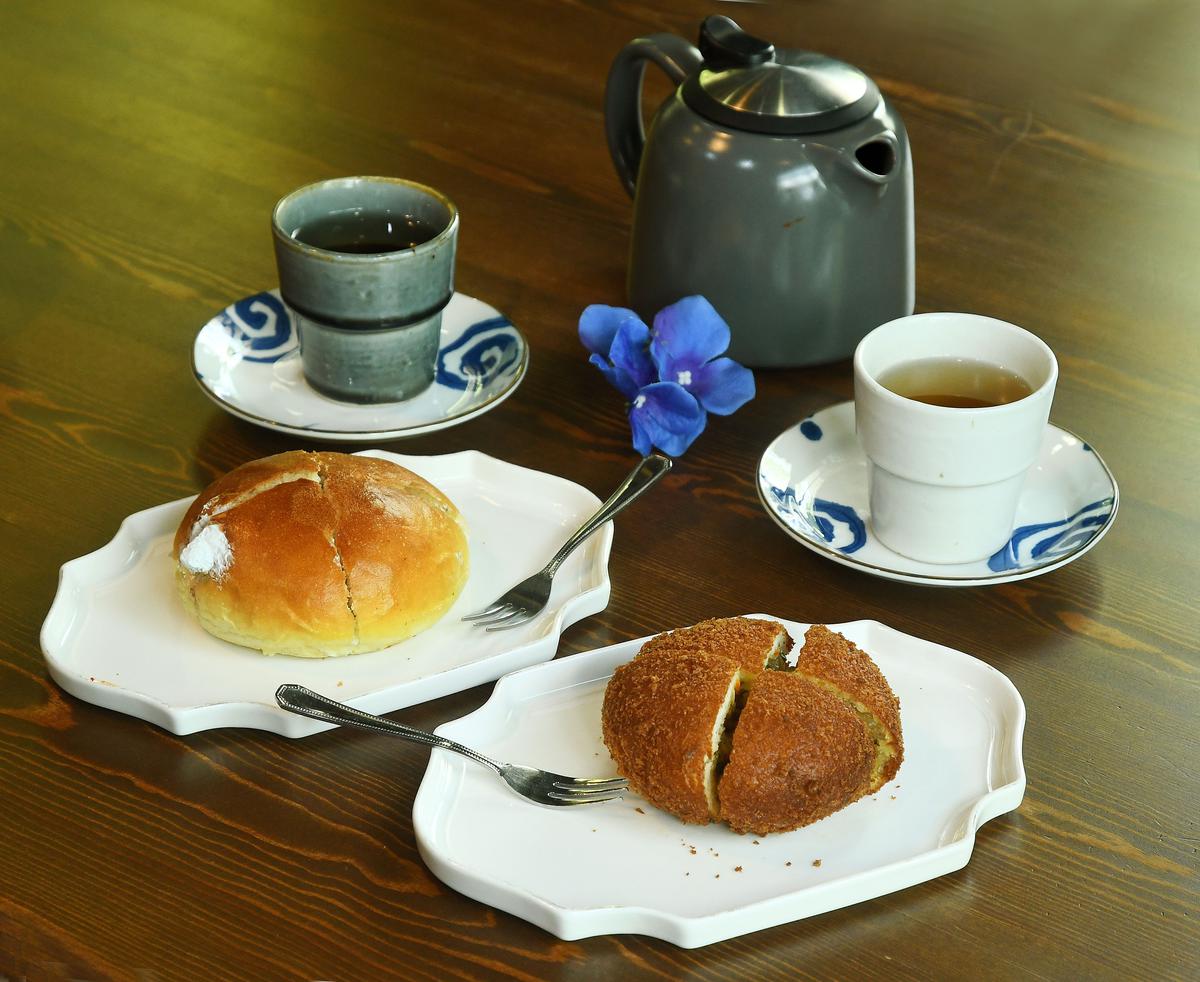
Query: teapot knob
[[698, 15, 775, 69]]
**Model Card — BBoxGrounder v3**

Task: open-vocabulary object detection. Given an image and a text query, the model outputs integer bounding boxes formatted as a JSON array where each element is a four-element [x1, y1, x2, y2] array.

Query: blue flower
[[580, 297, 755, 457]]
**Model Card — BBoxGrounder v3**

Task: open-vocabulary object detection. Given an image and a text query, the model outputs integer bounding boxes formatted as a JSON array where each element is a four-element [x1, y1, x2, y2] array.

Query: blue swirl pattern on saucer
[[987, 497, 1115, 572], [436, 317, 522, 391], [756, 401, 1119, 587], [767, 486, 867, 554], [217, 292, 297, 363]]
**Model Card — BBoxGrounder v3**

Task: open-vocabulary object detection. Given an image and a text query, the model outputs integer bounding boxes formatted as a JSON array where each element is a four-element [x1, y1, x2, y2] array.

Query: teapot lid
[[681, 16, 881, 135]]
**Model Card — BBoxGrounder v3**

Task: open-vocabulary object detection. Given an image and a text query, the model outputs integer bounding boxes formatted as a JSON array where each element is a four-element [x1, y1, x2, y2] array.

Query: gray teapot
[[605, 16, 914, 367]]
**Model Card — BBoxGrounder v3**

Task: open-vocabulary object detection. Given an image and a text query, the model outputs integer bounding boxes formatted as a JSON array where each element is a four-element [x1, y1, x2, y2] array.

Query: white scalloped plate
[[40, 451, 611, 736], [413, 616, 1025, 947]]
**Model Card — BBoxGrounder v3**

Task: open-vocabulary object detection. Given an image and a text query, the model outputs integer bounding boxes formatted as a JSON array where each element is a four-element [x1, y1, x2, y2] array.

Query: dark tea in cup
[[290, 210, 445, 255]]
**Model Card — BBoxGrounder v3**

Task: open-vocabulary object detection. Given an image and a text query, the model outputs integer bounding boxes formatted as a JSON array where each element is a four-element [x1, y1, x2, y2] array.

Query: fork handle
[[274, 684, 503, 774], [545, 453, 673, 576]]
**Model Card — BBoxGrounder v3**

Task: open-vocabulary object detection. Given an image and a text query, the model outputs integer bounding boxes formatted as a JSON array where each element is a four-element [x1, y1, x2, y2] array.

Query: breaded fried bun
[[601, 646, 741, 825], [638, 616, 793, 675], [797, 625, 904, 789], [601, 618, 904, 835], [719, 672, 874, 835]]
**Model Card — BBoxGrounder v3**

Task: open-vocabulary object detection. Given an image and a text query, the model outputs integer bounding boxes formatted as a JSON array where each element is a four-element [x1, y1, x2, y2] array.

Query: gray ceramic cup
[[271, 176, 458, 403]]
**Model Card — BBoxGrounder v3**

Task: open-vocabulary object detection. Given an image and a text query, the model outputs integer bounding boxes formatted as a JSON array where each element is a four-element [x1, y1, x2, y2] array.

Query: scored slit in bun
[[173, 451, 468, 658], [601, 617, 904, 835]]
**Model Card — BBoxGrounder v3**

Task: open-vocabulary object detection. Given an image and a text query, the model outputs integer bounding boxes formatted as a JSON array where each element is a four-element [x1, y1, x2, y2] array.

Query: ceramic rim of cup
[[270, 175, 459, 264], [853, 312, 1058, 416]]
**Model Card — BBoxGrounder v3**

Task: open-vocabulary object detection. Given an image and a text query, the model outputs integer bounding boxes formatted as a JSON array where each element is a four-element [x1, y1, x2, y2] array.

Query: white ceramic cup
[[853, 313, 1058, 564]]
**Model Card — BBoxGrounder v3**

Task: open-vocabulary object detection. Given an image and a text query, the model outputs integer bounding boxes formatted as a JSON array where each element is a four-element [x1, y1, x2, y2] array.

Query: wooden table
[[1, 1, 1196, 978]]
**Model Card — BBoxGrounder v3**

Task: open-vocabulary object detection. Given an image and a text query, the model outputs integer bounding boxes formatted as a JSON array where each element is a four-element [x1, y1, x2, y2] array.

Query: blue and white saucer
[[758, 401, 1118, 587], [192, 289, 528, 441]]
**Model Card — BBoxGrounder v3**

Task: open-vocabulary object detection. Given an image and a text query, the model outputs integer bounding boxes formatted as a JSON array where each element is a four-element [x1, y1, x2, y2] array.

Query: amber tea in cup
[[876, 356, 1033, 409]]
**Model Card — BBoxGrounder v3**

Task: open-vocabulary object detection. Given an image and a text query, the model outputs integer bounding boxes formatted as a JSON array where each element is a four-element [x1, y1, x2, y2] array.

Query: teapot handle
[[605, 34, 703, 198]]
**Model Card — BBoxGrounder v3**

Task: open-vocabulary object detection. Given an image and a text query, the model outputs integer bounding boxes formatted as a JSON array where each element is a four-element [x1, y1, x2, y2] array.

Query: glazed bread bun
[[173, 451, 468, 657], [601, 617, 903, 835]]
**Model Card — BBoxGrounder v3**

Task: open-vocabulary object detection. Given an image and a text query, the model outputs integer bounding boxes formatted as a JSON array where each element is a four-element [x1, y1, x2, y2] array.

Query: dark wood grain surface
[[1, 0, 1197, 979]]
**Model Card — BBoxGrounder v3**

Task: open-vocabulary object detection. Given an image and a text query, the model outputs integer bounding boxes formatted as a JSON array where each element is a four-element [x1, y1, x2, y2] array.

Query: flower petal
[[628, 382, 706, 457], [609, 316, 656, 390], [650, 296, 732, 379], [690, 357, 756, 415], [579, 305, 644, 358], [588, 353, 640, 400]]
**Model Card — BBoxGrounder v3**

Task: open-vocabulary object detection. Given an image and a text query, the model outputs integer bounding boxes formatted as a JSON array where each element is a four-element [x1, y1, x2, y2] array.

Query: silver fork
[[464, 452, 673, 631], [275, 685, 627, 807]]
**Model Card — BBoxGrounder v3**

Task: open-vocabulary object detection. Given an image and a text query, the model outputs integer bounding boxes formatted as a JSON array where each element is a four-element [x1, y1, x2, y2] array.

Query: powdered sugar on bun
[[178, 523, 233, 579]]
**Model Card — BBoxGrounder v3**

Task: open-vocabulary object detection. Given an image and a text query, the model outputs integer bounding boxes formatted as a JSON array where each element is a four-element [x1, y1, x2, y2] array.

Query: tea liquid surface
[[291, 209, 442, 254], [877, 357, 1034, 408]]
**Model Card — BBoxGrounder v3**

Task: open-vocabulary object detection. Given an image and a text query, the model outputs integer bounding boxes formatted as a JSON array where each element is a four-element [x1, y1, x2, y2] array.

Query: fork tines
[[462, 604, 533, 631], [549, 776, 629, 804]]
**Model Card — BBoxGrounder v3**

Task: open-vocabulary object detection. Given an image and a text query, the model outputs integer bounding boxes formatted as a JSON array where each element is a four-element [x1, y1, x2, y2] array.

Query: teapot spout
[[848, 132, 901, 183]]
